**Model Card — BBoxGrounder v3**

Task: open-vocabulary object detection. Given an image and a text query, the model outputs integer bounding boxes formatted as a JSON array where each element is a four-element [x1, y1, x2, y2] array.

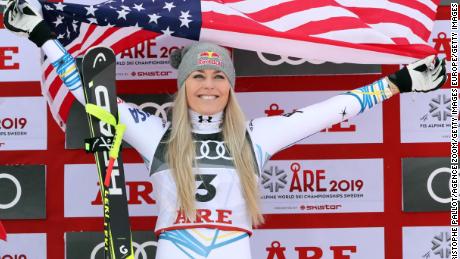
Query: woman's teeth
[[199, 95, 217, 100]]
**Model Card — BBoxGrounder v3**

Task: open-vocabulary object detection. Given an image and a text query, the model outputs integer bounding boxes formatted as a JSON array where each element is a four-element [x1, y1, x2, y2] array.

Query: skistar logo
[[132, 71, 172, 77], [0, 46, 19, 70], [91, 181, 156, 205], [264, 103, 356, 132], [266, 241, 357, 259]]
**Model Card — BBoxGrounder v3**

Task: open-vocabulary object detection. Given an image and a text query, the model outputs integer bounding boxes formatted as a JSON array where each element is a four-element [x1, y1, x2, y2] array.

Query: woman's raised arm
[[247, 56, 447, 168], [3, 0, 167, 169]]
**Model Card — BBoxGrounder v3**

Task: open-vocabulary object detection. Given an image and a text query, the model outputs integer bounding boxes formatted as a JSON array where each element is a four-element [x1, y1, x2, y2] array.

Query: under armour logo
[[198, 116, 213, 123]]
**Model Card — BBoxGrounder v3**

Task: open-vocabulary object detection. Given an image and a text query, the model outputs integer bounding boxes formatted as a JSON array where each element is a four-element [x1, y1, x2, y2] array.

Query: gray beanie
[[169, 42, 235, 88]]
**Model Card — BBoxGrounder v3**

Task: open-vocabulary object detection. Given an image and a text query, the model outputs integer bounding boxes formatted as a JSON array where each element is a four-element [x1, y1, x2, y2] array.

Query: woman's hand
[[3, 0, 53, 47], [387, 55, 447, 93]]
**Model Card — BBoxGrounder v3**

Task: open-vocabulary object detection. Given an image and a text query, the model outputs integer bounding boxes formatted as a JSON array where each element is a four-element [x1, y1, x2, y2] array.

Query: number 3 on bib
[[195, 174, 217, 202]]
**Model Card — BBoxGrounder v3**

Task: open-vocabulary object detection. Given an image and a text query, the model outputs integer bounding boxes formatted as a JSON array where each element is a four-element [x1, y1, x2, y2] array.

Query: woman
[[3, 1, 447, 258]]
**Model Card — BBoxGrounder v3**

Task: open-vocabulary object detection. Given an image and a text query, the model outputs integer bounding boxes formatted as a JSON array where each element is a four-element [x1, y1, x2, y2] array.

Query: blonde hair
[[167, 86, 264, 226]]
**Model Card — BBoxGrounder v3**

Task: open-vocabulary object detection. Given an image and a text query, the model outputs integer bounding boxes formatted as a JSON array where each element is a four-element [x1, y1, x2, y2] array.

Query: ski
[[81, 46, 134, 259]]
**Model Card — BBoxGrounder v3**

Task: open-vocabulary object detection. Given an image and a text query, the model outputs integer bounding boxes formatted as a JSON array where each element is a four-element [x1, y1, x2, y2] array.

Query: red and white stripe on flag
[[200, 0, 440, 64], [41, 0, 441, 130], [41, 24, 158, 131]]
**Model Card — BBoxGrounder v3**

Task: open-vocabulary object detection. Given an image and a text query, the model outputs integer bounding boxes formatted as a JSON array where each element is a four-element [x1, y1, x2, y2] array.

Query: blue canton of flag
[[40, 0, 202, 46]]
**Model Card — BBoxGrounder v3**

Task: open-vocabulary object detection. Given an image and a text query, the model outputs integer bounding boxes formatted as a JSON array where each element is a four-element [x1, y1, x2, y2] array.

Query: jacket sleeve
[[247, 78, 394, 170], [41, 39, 167, 169]]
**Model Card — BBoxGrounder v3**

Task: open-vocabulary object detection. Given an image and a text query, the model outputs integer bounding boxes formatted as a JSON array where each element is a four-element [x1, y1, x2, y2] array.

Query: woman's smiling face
[[185, 69, 231, 115]]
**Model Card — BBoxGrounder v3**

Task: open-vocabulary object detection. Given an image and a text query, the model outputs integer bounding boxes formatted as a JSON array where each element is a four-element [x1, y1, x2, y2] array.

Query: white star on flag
[[54, 2, 65, 11], [161, 26, 174, 36], [88, 18, 98, 24], [52, 15, 64, 27], [117, 9, 129, 20], [180, 16, 192, 28], [179, 10, 191, 19], [85, 5, 97, 16], [148, 13, 161, 24], [163, 2, 175, 12], [133, 3, 145, 12], [179, 10, 192, 28]]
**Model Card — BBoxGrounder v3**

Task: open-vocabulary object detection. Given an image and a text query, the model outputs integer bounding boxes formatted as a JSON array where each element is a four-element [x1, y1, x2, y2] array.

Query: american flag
[[40, 0, 160, 130], [39, 0, 440, 129]]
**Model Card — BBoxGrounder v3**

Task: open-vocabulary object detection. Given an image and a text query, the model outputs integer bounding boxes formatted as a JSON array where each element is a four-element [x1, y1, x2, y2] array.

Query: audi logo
[[195, 140, 233, 160], [90, 241, 157, 259], [427, 167, 450, 204], [0, 173, 22, 209], [128, 101, 173, 122], [256, 52, 326, 66]]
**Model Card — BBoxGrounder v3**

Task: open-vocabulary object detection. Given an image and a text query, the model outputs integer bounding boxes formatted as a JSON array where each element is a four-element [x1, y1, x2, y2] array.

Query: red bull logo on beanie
[[197, 51, 224, 67]]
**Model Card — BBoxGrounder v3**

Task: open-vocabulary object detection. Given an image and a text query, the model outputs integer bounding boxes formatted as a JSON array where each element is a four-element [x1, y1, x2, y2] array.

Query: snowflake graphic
[[428, 231, 451, 258], [427, 94, 451, 122], [261, 166, 287, 192]]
